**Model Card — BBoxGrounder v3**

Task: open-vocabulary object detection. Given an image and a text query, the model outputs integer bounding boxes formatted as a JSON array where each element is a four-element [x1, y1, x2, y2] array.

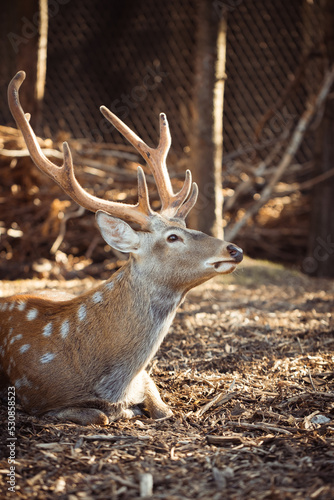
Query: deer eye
[[167, 234, 180, 243]]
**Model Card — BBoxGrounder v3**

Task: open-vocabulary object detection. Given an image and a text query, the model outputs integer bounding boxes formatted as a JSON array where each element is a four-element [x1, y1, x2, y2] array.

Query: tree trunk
[[5, 0, 48, 133], [306, 0, 334, 277], [189, 0, 227, 239]]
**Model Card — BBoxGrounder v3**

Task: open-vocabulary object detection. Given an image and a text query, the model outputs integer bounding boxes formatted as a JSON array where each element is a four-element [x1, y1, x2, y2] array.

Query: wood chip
[[139, 473, 153, 497], [207, 435, 243, 445]]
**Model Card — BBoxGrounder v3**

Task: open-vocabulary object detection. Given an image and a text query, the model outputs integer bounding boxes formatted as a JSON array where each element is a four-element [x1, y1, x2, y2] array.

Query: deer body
[[0, 72, 243, 425], [0, 269, 179, 423]]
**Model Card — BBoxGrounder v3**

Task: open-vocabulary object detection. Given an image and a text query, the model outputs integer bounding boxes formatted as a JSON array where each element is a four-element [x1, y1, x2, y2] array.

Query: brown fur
[[2, 73, 243, 424], [0, 217, 242, 424]]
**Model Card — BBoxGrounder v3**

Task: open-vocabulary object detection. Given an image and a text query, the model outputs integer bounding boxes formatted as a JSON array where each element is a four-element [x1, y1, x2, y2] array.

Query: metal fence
[[1, 0, 325, 167]]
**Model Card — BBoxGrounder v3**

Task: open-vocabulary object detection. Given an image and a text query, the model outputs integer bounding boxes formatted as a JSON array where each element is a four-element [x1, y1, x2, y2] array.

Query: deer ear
[[96, 211, 140, 253]]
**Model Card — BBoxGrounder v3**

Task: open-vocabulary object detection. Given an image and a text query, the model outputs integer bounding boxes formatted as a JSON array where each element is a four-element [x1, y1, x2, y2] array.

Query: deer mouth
[[208, 244, 243, 273], [207, 260, 238, 274]]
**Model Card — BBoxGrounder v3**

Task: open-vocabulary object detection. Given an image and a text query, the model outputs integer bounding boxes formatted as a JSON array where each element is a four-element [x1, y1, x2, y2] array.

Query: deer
[[0, 71, 243, 426]]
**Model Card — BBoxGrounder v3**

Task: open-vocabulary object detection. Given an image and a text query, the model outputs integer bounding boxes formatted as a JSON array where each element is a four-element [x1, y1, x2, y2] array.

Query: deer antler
[[8, 72, 154, 227], [100, 107, 198, 219], [8, 71, 198, 228]]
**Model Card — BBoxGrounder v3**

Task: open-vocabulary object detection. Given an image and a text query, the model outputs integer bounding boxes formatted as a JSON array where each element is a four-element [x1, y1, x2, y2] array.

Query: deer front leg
[[127, 371, 173, 419], [143, 371, 173, 419]]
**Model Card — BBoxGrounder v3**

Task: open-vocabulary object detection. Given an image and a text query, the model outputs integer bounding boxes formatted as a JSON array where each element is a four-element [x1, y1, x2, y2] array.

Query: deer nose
[[227, 244, 243, 263]]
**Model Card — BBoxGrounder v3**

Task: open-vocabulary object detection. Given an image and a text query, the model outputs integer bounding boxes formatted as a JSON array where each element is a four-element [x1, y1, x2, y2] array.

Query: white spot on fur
[[77, 304, 87, 321], [15, 378, 22, 389], [10, 334, 23, 345], [92, 291, 103, 304], [9, 303, 15, 311], [6, 358, 14, 376], [23, 376, 32, 387], [15, 375, 31, 389], [19, 344, 31, 354], [21, 395, 29, 405], [27, 308, 38, 321], [0, 303, 8, 311], [115, 270, 125, 282], [105, 281, 114, 291], [40, 352, 55, 364], [17, 301, 26, 311], [60, 319, 69, 339], [43, 322, 53, 337]]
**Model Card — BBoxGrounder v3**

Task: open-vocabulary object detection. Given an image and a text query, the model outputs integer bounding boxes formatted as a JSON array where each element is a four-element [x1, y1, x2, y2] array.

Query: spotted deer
[[0, 71, 243, 425]]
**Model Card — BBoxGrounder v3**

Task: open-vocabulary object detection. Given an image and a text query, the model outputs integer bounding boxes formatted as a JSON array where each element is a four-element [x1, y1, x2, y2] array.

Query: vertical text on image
[[7, 386, 16, 493]]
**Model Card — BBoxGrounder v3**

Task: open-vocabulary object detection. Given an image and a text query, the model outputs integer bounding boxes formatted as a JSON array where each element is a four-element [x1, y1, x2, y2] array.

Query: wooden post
[[306, 0, 334, 277], [5, 0, 48, 133], [189, 0, 227, 239]]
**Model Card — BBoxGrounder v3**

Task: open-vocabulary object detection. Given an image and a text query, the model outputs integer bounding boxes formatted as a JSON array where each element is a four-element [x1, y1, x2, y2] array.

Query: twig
[[224, 128, 290, 212], [194, 391, 239, 417], [85, 234, 101, 260], [254, 49, 312, 140], [279, 391, 334, 407], [227, 378, 236, 391], [107, 473, 139, 490], [297, 337, 304, 354], [206, 435, 243, 445], [80, 147, 141, 162], [50, 206, 85, 254], [307, 367, 317, 391], [79, 434, 151, 441], [225, 66, 334, 241], [1, 148, 63, 159], [222, 135, 285, 164], [79, 157, 139, 178], [227, 421, 293, 435], [274, 166, 334, 196]]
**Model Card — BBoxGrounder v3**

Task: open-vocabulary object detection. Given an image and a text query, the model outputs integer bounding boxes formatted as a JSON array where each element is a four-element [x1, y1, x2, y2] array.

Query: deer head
[[0, 71, 243, 425]]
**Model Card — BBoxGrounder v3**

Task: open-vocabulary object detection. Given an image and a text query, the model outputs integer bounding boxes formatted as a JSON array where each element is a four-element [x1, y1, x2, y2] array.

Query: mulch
[[0, 261, 333, 499]]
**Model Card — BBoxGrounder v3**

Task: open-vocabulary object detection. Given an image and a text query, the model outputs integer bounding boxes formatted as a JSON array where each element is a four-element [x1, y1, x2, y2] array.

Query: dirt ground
[[0, 259, 333, 500]]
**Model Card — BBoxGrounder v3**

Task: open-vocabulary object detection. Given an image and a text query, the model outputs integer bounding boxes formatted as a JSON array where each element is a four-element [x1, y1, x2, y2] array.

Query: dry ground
[[0, 259, 333, 499]]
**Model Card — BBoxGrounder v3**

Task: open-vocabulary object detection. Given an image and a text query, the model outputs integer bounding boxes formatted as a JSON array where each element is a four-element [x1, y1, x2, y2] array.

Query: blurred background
[[0, 0, 333, 280]]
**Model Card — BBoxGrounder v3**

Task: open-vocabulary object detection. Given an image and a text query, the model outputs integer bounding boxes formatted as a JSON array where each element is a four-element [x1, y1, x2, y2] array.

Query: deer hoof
[[151, 406, 173, 419]]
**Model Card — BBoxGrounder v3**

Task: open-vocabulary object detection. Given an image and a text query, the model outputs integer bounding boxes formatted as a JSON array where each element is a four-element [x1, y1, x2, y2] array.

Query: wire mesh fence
[[1, 0, 325, 164], [0, 0, 329, 276]]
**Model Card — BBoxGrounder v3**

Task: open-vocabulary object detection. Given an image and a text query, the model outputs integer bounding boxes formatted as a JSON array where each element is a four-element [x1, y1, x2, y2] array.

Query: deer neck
[[102, 259, 183, 341], [88, 259, 183, 365], [86, 259, 182, 402]]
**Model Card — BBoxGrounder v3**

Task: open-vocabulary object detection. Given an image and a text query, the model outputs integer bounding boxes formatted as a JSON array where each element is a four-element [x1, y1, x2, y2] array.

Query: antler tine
[[100, 107, 198, 219], [176, 182, 199, 220], [8, 71, 152, 228], [136, 165, 152, 215]]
